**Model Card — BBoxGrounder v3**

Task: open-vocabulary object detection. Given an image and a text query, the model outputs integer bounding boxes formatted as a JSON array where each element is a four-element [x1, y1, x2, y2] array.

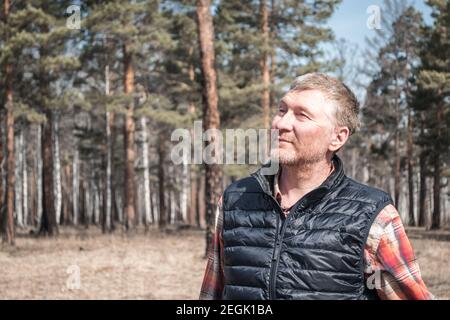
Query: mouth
[[278, 138, 292, 144]]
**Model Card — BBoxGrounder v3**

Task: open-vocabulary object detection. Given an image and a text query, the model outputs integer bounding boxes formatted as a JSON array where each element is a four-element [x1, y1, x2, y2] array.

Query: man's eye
[[278, 108, 286, 114], [295, 112, 309, 119]]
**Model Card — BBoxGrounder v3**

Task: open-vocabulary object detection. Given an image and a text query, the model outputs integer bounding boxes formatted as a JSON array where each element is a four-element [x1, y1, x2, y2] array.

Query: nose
[[273, 110, 295, 132]]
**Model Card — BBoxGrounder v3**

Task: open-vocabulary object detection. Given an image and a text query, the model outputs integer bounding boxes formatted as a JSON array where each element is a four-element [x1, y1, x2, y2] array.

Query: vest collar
[[251, 154, 346, 208]]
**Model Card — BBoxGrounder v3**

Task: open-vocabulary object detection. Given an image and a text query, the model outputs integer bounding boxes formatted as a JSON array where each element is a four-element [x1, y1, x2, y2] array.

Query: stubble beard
[[270, 142, 327, 167]]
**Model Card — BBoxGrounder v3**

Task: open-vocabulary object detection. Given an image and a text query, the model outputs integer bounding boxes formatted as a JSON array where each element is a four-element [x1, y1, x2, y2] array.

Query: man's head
[[271, 73, 360, 166]]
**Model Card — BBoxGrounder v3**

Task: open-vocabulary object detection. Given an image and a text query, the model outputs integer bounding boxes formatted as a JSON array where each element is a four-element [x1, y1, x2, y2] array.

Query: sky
[[322, 0, 434, 99], [327, 0, 433, 51]]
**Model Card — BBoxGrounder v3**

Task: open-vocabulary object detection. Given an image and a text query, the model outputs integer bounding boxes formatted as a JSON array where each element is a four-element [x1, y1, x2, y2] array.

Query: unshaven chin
[[270, 137, 331, 168]]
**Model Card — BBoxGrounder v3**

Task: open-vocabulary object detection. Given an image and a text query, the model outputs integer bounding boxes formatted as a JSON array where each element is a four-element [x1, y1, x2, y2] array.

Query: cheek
[[292, 124, 332, 144], [292, 122, 321, 138]]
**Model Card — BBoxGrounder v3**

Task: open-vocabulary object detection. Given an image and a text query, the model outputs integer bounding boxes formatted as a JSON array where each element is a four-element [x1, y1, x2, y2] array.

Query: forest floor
[[0, 226, 449, 300]]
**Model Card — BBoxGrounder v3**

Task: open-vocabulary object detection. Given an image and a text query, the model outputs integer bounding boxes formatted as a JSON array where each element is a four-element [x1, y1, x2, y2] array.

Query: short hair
[[289, 73, 361, 135]]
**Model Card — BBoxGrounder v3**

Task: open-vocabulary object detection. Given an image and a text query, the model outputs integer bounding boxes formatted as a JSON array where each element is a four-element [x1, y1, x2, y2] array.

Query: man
[[199, 73, 433, 300]]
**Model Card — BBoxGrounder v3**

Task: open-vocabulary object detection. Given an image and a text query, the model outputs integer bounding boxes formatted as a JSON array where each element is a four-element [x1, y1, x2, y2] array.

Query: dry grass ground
[[0, 226, 449, 300]]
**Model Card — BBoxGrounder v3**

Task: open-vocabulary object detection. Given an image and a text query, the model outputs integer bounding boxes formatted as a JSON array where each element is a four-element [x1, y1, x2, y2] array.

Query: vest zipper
[[269, 209, 281, 300], [251, 174, 306, 299], [267, 195, 304, 299]]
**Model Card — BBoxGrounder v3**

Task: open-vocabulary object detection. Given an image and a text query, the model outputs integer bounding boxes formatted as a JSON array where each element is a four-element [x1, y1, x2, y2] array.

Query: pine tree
[[196, 0, 223, 255], [83, 0, 173, 231], [161, 0, 205, 227], [362, 2, 423, 223], [413, 0, 450, 229], [0, 1, 77, 238], [215, 0, 340, 138], [1, 0, 15, 244]]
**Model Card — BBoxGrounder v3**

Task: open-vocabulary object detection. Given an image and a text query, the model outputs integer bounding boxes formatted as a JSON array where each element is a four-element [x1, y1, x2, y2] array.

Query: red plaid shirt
[[199, 174, 434, 300]]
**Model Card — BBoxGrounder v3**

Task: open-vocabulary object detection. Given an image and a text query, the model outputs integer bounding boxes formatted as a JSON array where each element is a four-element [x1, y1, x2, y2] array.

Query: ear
[[329, 126, 350, 152]]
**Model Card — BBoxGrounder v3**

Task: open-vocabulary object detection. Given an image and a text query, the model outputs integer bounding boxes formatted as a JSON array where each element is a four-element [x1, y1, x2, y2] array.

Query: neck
[[279, 156, 334, 201]]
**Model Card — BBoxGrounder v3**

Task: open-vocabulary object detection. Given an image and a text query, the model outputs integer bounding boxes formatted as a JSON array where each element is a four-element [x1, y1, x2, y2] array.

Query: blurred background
[[0, 0, 449, 299]]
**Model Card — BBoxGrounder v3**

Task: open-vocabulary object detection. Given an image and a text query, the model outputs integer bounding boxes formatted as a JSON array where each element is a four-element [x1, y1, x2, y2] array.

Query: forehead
[[281, 89, 335, 118]]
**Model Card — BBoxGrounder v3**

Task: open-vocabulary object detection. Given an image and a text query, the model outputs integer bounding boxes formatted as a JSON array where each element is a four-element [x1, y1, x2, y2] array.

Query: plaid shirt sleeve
[[199, 196, 225, 300], [364, 204, 434, 300]]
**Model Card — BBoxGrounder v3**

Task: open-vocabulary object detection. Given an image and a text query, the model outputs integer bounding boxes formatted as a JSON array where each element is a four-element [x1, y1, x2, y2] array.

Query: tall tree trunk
[[394, 128, 401, 208], [431, 151, 441, 229], [0, 102, 3, 234], [407, 109, 415, 226], [189, 168, 198, 226], [35, 124, 43, 227], [39, 115, 57, 236], [62, 163, 72, 225], [3, 0, 15, 245], [93, 182, 100, 225], [260, 0, 270, 129], [84, 179, 91, 227], [196, 0, 224, 257], [158, 132, 166, 229], [22, 130, 28, 227], [103, 65, 113, 233], [136, 117, 145, 226], [123, 44, 136, 231], [188, 54, 197, 227], [14, 129, 23, 228], [168, 186, 173, 224], [115, 188, 123, 225], [428, 177, 433, 226], [172, 167, 181, 224], [444, 183, 449, 227], [52, 112, 62, 225], [140, 117, 151, 226], [431, 105, 443, 230], [418, 128, 428, 228], [269, 0, 276, 117], [79, 177, 86, 226], [30, 156, 37, 227], [110, 123, 118, 230], [72, 147, 79, 225], [150, 184, 157, 225], [197, 170, 206, 228], [181, 156, 189, 224], [393, 81, 401, 209], [148, 182, 154, 226], [87, 164, 94, 225]]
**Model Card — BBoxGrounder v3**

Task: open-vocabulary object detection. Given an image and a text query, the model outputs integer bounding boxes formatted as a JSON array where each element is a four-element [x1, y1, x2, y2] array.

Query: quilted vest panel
[[222, 155, 392, 300]]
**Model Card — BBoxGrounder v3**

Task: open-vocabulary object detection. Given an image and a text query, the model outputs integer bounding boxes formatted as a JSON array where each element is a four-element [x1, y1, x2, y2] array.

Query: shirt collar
[[252, 154, 345, 209], [272, 157, 338, 215]]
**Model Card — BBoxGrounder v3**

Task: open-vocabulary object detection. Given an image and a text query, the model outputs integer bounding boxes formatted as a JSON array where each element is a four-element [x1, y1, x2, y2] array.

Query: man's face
[[271, 89, 337, 166]]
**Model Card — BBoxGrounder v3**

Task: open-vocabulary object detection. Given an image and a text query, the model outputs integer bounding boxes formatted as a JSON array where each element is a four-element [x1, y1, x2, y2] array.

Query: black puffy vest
[[221, 155, 393, 300]]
